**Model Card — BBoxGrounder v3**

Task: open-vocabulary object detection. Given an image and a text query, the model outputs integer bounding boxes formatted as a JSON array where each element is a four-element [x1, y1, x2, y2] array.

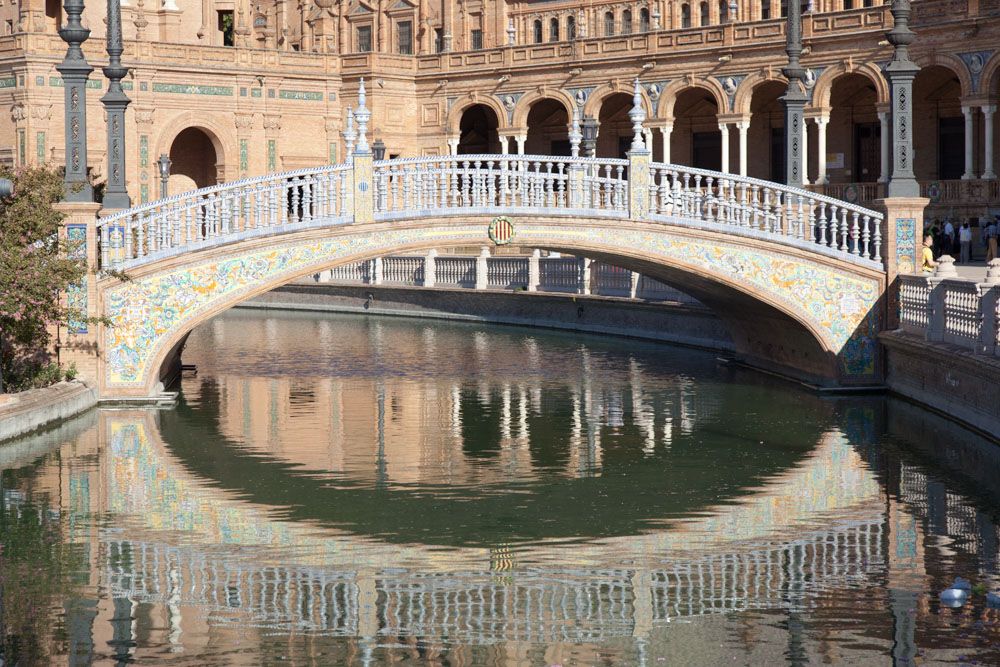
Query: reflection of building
[[2, 2, 999, 217]]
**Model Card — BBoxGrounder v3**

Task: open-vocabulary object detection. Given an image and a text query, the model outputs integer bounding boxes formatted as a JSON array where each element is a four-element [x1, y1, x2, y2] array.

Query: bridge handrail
[[93, 154, 887, 271]]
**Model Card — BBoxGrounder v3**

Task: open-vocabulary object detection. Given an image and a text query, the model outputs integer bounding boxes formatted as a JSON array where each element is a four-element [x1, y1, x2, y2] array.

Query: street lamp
[[157, 153, 171, 198], [372, 138, 387, 161], [581, 117, 599, 158]]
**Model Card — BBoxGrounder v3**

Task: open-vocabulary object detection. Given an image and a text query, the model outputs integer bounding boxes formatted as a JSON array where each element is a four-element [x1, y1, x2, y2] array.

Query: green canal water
[[2, 309, 1000, 665]]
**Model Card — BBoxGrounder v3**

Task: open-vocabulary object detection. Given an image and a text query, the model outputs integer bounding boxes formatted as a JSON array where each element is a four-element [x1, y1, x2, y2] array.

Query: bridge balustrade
[[96, 155, 885, 271], [898, 269, 1000, 355]]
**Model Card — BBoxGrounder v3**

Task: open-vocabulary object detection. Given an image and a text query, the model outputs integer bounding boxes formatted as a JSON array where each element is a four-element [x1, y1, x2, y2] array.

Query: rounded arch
[[511, 89, 576, 128], [732, 72, 787, 117], [445, 94, 509, 135], [810, 62, 889, 111], [979, 51, 1000, 97], [583, 82, 654, 120], [657, 78, 729, 118], [99, 218, 882, 399], [456, 104, 501, 154], [155, 112, 235, 177], [913, 53, 974, 99]]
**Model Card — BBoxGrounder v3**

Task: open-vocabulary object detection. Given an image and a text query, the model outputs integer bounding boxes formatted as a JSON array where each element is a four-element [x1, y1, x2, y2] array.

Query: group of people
[[921, 216, 1000, 272]]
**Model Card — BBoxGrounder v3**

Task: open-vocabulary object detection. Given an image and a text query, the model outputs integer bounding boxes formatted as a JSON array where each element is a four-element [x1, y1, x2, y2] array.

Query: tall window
[[471, 28, 483, 49], [843, 0, 854, 7], [357, 25, 372, 52], [604, 11, 615, 36], [699, 2, 709, 25], [533, 19, 543, 43], [434, 27, 443, 52], [622, 9, 632, 34], [567, 15, 576, 39], [780, 0, 788, 16], [681, 4, 692, 27], [639, 8, 650, 31], [719, 0, 728, 21], [760, 0, 771, 19], [397, 20, 413, 54], [218, 10, 234, 46], [549, 17, 559, 41]]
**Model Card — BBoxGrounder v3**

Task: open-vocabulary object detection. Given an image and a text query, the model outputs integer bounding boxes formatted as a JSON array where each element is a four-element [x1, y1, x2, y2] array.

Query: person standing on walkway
[[943, 219, 956, 256], [986, 218, 998, 262], [960, 221, 973, 263]]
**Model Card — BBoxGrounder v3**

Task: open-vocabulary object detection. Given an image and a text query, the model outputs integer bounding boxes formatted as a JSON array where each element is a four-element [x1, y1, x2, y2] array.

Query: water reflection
[[1, 310, 1000, 665]]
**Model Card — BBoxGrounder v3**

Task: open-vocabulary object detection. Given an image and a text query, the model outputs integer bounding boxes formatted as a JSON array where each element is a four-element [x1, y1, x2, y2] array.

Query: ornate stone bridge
[[60, 85, 913, 400]]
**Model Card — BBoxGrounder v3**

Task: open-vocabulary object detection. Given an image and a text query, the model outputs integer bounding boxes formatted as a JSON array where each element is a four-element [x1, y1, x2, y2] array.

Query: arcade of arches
[[450, 65, 999, 215]]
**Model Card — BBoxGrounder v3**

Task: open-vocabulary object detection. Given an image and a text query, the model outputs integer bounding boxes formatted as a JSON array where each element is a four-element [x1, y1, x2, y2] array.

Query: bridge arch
[[98, 217, 883, 399]]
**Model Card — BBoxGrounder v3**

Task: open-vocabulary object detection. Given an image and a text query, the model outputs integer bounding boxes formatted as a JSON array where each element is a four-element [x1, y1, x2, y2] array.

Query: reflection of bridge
[[59, 80, 896, 399], [103, 517, 883, 645]]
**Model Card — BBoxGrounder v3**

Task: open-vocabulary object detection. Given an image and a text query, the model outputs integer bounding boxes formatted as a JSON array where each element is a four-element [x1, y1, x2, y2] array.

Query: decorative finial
[[569, 108, 582, 158], [354, 78, 370, 154], [343, 106, 356, 159], [628, 78, 647, 153]]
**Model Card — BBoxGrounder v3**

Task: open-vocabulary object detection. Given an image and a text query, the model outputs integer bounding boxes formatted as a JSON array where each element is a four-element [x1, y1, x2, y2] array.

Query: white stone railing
[[647, 163, 883, 264], [897, 258, 1000, 355], [96, 154, 885, 271], [313, 249, 702, 305]]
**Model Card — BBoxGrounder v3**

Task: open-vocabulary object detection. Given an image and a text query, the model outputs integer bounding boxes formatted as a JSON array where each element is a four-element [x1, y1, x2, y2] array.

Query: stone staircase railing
[[898, 257, 1000, 355], [316, 250, 701, 305]]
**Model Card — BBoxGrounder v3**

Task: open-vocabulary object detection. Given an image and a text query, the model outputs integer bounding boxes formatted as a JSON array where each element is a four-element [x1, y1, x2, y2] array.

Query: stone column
[[884, 0, 920, 199], [498, 134, 510, 154], [877, 196, 930, 329], [736, 119, 749, 176], [629, 271, 640, 299], [424, 249, 437, 287], [660, 121, 673, 163], [57, 0, 94, 202], [983, 105, 996, 180], [515, 134, 527, 155], [372, 256, 383, 285], [718, 122, 730, 174], [815, 115, 829, 185], [877, 110, 889, 183], [447, 136, 459, 155], [961, 105, 976, 180], [56, 202, 103, 386], [475, 246, 490, 289]]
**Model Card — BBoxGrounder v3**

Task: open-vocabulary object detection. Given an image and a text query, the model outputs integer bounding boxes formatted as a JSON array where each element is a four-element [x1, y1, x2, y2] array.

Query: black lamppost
[[101, 0, 131, 209], [581, 117, 599, 158], [372, 138, 387, 161], [884, 0, 920, 197], [157, 153, 171, 198], [781, 0, 807, 188], [57, 0, 94, 202]]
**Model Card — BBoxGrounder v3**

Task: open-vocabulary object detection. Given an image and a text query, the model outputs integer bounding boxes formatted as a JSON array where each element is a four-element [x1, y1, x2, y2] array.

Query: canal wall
[[237, 283, 735, 354], [881, 330, 1000, 441], [0, 381, 98, 443]]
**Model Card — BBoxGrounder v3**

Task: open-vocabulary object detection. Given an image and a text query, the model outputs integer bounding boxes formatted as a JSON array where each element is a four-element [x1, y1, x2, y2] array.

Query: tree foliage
[[0, 167, 88, 391]]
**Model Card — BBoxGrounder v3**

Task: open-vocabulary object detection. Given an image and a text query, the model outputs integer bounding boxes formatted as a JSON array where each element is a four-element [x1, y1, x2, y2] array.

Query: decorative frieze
[[279, 89, 323, 101], [151, 83, 233, 96]]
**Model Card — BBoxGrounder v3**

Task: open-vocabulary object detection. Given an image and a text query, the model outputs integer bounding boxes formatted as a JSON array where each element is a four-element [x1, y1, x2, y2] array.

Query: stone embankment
[[0, 381, 98, 443]]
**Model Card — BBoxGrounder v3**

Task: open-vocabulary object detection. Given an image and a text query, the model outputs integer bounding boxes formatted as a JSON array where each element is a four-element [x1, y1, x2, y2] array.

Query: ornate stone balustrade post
[[627, 79, 651, 221], [528, 249, 540, 292], [979, 259, 1000, 355], [424, 249, 437, 287], [568, 109, 585, 208], [579, 257, 591, 296], [475, 247, 490, 290], [926, 256, 957, 342], [372, 256, 383, 285], [58, 0, 94, 202]]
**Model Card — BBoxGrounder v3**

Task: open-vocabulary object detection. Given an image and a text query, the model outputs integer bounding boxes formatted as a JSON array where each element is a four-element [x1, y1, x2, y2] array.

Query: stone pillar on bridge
[[528, 249, 540, 292], [476, 247, 490, 290], [351, 80, 374, 225], [56, 201, 103, 387], [627, 78, 652, 221], [424, 249, 437, 287]]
